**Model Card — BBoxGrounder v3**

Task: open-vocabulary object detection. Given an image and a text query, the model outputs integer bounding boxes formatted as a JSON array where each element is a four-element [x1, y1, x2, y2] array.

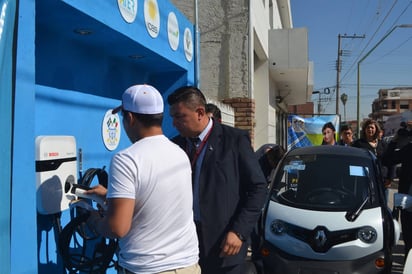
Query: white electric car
[[258, 145, 400, 274]]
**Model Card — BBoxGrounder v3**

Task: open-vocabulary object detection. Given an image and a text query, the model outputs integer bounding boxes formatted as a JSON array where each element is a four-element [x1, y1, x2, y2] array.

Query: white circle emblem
[[117, 0, 138, 23], [144, 0, 160, 38], [102, 110, 121, 151], [167, 12, 179, 51], [184, 27, 193, 62]]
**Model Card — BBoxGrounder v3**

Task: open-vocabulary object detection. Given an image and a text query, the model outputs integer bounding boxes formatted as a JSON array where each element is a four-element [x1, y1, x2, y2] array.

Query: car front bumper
[[260, 241, 389, 274]]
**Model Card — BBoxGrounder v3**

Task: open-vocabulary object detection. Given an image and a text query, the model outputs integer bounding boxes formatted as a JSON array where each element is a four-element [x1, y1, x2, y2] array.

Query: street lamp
[[356, 24, 412, 137], [340, 93, 348, 122]]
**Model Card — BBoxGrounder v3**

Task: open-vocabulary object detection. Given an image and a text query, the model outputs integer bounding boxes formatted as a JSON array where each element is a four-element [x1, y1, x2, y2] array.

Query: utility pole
[[312, 91, 321, 115], [336, 34, 365, 115]]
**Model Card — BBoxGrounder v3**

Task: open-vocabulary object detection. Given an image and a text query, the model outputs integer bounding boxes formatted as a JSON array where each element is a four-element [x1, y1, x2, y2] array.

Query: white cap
[[112, 84, 164, 114]]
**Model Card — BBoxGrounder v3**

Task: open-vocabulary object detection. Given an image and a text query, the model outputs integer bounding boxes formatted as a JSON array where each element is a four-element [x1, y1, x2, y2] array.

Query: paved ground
[[392, 237, 405, 274]]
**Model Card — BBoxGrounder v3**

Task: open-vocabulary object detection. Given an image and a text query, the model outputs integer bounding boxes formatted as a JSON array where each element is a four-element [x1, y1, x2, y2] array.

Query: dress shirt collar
[[198, 118, 213, 142]]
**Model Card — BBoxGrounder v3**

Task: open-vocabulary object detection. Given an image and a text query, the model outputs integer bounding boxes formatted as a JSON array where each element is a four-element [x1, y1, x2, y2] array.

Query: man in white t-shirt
[[86, 84, 200, 274]]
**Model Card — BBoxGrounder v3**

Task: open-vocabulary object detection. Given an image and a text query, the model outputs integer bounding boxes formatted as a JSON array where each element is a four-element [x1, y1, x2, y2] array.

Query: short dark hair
[[205, 103, 222, 121], [322, 122, 336, 132], [340, 124, 352, 132], [167, 86, 206, 110], [125, 110, 163, 127], [266, 145, 286, 167]]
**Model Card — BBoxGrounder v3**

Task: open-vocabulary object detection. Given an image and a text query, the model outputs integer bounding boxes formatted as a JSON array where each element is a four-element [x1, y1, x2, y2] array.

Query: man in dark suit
[[383, 124, 412, 260], [167, 86, 268, 274]]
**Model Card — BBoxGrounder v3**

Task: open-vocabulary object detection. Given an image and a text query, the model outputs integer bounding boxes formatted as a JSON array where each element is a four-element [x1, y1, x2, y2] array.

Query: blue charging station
[[2, 1, 196, 273]]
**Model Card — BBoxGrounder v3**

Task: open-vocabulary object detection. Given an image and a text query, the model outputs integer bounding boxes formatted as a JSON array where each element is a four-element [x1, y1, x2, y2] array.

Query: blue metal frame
[[10, 1, 196, 273], [0, 1, 17, 273]]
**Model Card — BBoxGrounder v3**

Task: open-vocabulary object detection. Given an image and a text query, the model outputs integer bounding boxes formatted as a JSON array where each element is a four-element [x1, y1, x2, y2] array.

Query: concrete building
[[171, 0, 313, 148], [370, 87, 412, 137], [371, 87, 412, 122]]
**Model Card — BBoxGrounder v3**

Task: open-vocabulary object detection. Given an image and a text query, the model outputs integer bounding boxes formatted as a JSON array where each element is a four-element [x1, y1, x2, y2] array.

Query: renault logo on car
[[314, 229, 327, 247]]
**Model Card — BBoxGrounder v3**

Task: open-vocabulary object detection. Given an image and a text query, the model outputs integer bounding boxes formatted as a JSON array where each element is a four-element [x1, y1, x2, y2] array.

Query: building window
[[400, 100, 409, 109], [389, 91, 400, 97], [391, 100, 396, 109]]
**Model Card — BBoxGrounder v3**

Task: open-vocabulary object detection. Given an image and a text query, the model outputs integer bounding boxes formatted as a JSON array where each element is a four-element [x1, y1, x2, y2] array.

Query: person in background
[[167, 86, 267, 274], [252, 143, 286, 273], [352, 119, 384, 155], [321, 122, 337, 145], [352, 119, 392, 195], [205, 103, 222, 123], [255, 143, 286, 183], [86, 84, 200, 274], [338, 124, 353, 146], [383, 121, 412, 261]]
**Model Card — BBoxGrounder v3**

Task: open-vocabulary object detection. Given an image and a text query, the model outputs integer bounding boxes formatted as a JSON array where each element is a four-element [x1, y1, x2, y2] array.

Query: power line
[[340, 0, 400, 84]]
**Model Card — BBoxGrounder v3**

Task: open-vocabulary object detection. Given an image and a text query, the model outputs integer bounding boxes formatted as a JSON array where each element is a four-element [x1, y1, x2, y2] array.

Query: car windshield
[[271, 153, 378, 211]]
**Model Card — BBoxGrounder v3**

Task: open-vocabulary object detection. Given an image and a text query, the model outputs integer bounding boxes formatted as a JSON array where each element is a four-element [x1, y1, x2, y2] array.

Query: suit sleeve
[[383, 141, 412, 166], [230, 132, 268, 239]]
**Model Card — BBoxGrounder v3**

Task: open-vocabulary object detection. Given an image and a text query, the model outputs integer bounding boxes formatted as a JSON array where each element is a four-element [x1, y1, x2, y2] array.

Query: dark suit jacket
[[352, 138, 390, 179], [383, 142, 412, 194], [172, 121, 267, 267]]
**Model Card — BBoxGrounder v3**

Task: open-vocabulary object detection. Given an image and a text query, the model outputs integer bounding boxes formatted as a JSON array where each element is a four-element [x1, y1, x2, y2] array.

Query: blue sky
[[291, 0, 412, 121]]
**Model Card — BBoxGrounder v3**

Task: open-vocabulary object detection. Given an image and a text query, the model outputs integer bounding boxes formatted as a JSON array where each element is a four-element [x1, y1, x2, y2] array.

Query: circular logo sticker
[[167, 12, 179, 51], [117, 0, 138, 23], [102, 110, 121, 151], [184, 27, 193, 62], [144, 0, 160, 38]]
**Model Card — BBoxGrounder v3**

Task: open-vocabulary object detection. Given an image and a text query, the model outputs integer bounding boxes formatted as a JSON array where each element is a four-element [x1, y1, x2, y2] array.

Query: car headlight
[[270, 220, 286, 235], [357, 226, 377, 243]]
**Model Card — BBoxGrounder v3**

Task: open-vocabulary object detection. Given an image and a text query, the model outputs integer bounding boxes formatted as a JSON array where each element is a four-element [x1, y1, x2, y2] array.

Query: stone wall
[[223, 98, 255, 143]]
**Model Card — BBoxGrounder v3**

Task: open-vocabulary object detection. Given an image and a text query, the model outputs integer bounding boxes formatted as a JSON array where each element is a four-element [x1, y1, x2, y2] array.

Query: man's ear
[[196, 107, 206, 120], [124, 112, 135, 124]]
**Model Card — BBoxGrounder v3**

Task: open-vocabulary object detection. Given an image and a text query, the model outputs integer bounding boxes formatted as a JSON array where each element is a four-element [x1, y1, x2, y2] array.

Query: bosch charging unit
[[35, 136, 77, 214]]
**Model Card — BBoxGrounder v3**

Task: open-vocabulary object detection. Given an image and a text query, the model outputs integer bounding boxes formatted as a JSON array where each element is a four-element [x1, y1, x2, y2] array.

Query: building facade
[[371, 87, 412, 122], [171, 0, 313, 148]]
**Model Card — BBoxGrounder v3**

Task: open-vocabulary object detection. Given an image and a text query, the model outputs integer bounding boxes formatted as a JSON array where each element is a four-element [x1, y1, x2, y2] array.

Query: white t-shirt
[[107, 135, 198, 273]]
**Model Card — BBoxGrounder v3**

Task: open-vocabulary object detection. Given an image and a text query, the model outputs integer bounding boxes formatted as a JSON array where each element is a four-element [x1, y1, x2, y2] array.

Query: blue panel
[[11, 1, 196, 273], [12, 0, 38, 273], [35, 1, 195, 96], [0, 0, 16, 273], [61, 0, 195, 75]]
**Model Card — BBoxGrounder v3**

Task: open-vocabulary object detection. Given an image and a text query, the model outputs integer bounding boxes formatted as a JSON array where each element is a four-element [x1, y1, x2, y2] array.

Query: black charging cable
[[58, 167, 117, 274]]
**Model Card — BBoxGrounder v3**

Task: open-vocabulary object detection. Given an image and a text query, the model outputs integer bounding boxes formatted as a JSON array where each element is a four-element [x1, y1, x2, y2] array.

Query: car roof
[[286, 145, 373, 159]]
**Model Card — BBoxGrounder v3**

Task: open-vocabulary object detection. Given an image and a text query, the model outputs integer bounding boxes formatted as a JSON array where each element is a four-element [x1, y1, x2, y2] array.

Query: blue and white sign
[[102, 110, 121, 151], [117, 0, 138, 23], [167, 12, 179, 51], [144, 0, 160, 38]]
